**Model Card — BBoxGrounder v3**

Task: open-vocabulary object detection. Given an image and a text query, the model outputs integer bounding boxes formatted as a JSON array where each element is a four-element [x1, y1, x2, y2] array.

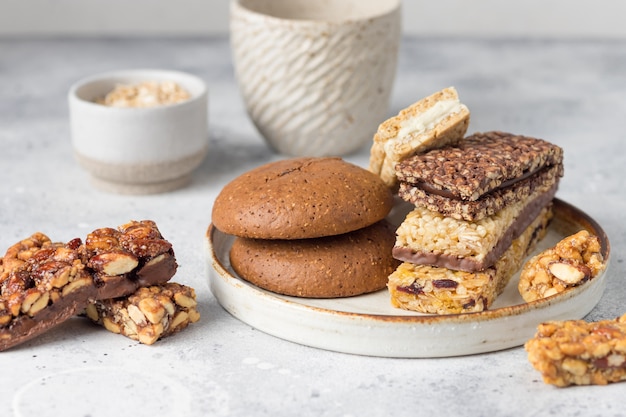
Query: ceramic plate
[[206, 199, 610, 358]]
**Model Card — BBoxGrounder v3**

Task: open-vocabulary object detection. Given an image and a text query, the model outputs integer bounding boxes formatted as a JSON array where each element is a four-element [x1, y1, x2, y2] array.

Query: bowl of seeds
[[68, 69, 209, 194]]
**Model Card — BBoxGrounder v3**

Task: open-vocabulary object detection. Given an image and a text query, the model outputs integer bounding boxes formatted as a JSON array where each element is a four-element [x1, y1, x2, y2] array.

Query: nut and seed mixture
[[525, 314, 626, 387], [85, 282, 200, 345], [0, 232, 52, 283], [518, 230, 605, 302], [83, 220, 176, 294], [0, 220, 178, 351], [395, 131, 564, 202], [388, 206, 551, 314], [0, 235, 89, 332], [96, 81, 191, 108]]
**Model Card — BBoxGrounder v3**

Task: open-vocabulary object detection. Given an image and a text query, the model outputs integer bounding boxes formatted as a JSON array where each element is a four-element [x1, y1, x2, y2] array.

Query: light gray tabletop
[[1, 37, 625, 417]]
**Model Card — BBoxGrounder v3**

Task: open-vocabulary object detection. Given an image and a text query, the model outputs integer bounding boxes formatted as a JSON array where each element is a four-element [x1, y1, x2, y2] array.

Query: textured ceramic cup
[[68, 69, 209, 194], [230, 0, 402, 156]]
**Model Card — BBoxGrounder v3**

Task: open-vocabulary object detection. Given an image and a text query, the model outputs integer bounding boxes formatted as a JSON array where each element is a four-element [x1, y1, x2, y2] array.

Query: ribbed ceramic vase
[[230, 0, 402, 156]]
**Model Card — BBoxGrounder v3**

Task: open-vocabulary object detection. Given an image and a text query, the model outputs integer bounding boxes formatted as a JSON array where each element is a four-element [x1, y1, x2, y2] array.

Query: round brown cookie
[[229, 221, 400, 298], [212, 157, 393, 239]]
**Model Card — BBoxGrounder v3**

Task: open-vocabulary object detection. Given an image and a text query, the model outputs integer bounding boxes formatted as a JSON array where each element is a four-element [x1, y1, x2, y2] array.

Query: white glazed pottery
[[206, 199, 610, 358], [68, 69, 209, 194], [230, 0, 402, 157]]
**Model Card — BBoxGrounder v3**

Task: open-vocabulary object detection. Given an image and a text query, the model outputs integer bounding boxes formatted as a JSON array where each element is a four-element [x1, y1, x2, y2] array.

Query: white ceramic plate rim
[[206, 198, 610, 358]]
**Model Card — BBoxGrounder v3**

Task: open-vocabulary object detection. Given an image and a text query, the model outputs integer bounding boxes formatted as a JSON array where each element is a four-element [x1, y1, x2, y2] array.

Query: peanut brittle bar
[[388, 205, 551, 314], [0, 220, 177, 351], [519, 230, 606, 302], [526, 314, 626, 387], [85, 282, 200, 345]]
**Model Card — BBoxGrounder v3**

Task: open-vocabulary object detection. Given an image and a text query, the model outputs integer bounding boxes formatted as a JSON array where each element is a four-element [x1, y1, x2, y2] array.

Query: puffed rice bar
[[393, 184, 556, 272]]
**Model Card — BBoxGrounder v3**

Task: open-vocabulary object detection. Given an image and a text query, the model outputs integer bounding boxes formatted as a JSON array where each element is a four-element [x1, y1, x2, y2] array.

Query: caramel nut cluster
[[526, 314, 626, 386], [85, 283, 200, 345], [0, 220, 182, 351], [518, 230, 605, 302]]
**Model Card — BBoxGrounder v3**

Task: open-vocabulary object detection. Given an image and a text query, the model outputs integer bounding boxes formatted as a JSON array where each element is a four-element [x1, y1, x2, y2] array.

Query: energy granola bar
[[518, 230, 606, 302], [525, 314, 626, 387], [393, 182, 557, 272], [85, 282, 200, 345], [368, 87, 470, 189], [399, 163, 563, 222], [0, 220, 177, 351], [395, 131, 563, 202], [388, 205, 552, 314]]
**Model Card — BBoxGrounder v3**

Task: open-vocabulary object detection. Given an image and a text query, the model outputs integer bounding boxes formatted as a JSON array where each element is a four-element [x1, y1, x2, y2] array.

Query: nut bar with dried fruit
[[518, 230, 606, 302], [85, 282, 200, 345], [525, 314, 626, 387], [0, 220, 177, 351]]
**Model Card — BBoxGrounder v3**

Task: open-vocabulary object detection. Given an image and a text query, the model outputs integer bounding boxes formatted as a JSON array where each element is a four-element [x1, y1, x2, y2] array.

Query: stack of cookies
[[211, 157, 400, 298], [369, 88, 564, 314]]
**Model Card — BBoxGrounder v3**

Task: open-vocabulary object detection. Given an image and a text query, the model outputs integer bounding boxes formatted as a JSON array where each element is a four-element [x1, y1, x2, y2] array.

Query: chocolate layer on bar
[[395, 131, 563, 202], [393, 182, 557, 272], [0, 220, 177, 351]]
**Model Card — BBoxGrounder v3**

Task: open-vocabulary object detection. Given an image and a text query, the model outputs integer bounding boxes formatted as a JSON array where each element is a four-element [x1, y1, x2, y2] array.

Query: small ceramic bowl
[[68, 69, 209, 194]]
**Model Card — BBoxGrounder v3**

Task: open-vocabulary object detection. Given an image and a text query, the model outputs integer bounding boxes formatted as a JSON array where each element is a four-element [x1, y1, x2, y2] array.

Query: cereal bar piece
[[399, 163, 563, 222], [369, 87, 470, 189], [388, 205, 551, 314], [525, 314, 626, 387], [518, 230, 606, 302], [396, 131, 563, 202], [85, 282, 200, 345], [0, 220, 177, 351], [393, 183, 556, 272]]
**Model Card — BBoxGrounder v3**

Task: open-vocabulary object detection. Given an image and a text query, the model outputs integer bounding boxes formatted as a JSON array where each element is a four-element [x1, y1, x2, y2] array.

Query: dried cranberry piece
[[433, 279, 458, 289], [396, 282, 424, 295]]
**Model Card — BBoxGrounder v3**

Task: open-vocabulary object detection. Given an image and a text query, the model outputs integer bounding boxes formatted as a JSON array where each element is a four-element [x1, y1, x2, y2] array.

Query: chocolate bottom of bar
[[399, 164, 563, 222], [0, 284, 95, 349], [393, 183, 557, 273], [388, 205, 552, 315]]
